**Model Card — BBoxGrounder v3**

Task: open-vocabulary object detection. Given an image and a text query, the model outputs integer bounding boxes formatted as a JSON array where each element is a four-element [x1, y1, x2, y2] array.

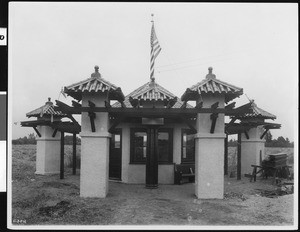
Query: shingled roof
[[64, 66, 124, 102], [181, 67, 243, 103], [26, 98, 66, 118], [113, 81, 192, 108], [232, 100, 276, 120]]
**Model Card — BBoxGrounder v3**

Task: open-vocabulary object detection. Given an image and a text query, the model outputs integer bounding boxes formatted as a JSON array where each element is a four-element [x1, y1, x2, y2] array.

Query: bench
[[174, 163, 195, 185], [246, 164, 292, 184]]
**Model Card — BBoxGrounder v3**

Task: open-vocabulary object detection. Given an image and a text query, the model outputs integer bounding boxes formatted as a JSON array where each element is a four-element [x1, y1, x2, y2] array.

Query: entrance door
[[145, 126, 159, 188], [109, 129, 122, 180]]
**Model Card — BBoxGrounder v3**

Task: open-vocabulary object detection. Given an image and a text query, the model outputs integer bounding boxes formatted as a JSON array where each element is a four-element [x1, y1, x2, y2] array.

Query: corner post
[[72, 133, 76, 175], [35, 125, 61, 175], [79, 93, 111, 198], [240, 125, 266, 176], [194, 95, 226, 199], [224, 134, 228, 175], [237, 132, 241, 180], [60, 131, 64, 179]]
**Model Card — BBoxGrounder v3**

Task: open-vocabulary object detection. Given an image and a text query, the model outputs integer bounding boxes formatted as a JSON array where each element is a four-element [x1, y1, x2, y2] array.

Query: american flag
[[150, 23, 161, 81]]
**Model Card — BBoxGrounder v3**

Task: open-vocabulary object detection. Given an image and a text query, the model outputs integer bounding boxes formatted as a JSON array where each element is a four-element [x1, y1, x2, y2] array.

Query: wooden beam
[[166, 97, 177, 109], [195, 101, 203, 109], [72, 133, 76, 175], [105, 100, 111, 108], [55, 101, 254, 116], [67, 114, 78, 124], [210, 113, 218, 133], [228, 118, 237, 125], [180, 116, 197, 134], [260, 128, 269, 139], [121, 101, 126, 108], [244, 130, 249, 139], [211, 102, 219, 109], [52, 128, 58, 138], [88, 112, 96, 132], [109, 87, 125, 102], [88, 100, 96, 132], [210, 101, 219, 133], [225, 102, 236, 110], [33, 127, 41, 137], [180, 101, 187, 109], [129, 97, 140, 108], [60, 131, 64, 179], [88, 100, 95, 108], [237, 132, 241, 180], [224, 134, 228, 175], [55, 100, 73, 112], [72, 100, 81, 108]]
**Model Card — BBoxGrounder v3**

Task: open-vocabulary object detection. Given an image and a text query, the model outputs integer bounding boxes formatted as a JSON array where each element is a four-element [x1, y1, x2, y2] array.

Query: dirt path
[[12, 169, 294, 226]]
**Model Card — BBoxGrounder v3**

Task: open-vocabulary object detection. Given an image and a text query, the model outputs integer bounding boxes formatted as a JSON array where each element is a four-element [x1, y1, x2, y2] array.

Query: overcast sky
[[9, 2, 298, 141]]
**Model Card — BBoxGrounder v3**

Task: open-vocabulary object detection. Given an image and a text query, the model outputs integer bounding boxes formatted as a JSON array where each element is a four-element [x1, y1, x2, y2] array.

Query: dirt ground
[[11, 145, 295, 227], [11, 170, 294, 227]]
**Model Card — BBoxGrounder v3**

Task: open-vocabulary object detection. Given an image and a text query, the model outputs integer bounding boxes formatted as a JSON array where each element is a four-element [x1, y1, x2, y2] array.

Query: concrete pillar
[[241, 125, 265, 175], [35, 125, 61, 175], [79, 93, 111, 198], [194, 95, 226, 199]]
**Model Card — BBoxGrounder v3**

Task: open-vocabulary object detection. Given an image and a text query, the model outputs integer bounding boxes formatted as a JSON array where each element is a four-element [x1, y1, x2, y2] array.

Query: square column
[[35, 126, 61, 175], [241, 126, 265, 175], [80, 131, 110, 197], [195, 95, 226, 199], [79, 93, 111, 198]]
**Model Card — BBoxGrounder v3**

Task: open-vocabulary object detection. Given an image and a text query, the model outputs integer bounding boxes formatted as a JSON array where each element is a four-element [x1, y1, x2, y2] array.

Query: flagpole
[[150, 14, 155, 83], [150, 14, 162, 85]]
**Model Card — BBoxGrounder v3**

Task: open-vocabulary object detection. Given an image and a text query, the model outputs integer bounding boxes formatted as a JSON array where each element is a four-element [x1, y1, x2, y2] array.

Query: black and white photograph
[[7, 2, 298, 230]]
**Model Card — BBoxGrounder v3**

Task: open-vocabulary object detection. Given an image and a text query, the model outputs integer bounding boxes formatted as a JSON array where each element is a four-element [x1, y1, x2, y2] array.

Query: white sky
[[9, 2, 298, 141]]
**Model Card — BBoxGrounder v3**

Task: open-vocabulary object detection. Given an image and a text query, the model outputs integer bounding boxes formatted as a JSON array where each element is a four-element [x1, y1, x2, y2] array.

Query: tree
[[265, 131, 272, 143], [12, 133, 36, 144]]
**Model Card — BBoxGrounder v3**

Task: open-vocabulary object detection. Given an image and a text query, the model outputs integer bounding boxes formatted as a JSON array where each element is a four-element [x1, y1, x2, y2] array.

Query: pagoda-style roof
[[64, 66, 125, 102], [26, 98, 66, 118], [21, 119, 81, 134], [112, 80, 192, 108], [181, 67, 243, 103], [232, 100, 276, 120]]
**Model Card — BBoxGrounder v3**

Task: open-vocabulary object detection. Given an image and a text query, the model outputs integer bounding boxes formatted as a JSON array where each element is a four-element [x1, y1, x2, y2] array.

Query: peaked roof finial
[[46, 97, 53, 105], [151, 13, 154, 23], [206, 67, 216, 79], [91, 65, 101, 78]]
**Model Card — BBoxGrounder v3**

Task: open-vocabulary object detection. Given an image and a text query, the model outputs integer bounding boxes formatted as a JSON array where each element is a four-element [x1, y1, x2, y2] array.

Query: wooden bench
[[174, 164, 195, 185]]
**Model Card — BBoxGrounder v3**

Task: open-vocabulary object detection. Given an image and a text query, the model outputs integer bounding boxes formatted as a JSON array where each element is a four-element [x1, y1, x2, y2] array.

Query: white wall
[[117, 122, 190, 184]]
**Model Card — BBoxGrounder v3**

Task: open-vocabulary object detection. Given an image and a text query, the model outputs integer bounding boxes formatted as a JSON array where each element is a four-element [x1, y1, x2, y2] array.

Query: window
[[130, 129, 147, 163], [182, 129, 195, 163], [114, 134, 121, 148], [130, 128, 173, 164]]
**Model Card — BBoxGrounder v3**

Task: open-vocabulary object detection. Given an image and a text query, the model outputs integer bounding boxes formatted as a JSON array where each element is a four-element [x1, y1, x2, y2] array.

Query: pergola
[[21, 98, 81, 179], [224, 100, 281, 179], [21, 66, 281, 199], [21, 95, 281, 183]]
